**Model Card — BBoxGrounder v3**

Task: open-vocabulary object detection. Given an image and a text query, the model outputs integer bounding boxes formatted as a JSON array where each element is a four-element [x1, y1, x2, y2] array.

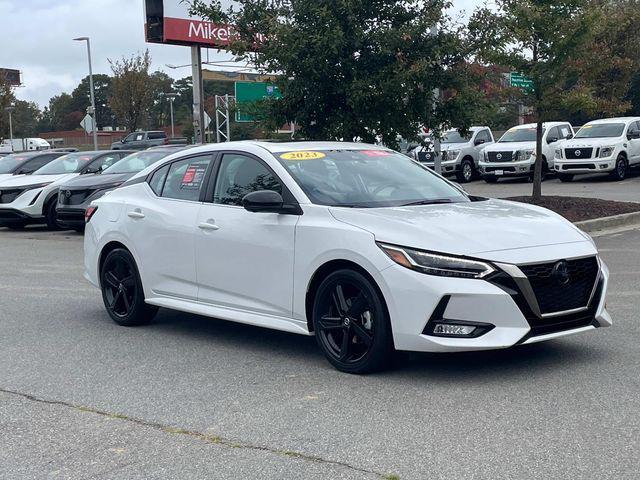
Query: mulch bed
[[506, 196, 640, 223]]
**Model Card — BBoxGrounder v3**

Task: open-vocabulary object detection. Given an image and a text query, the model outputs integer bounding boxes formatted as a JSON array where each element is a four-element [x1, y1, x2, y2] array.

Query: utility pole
[[73, 37, 99, 150], [161, 92, 178, 137], [191, 46, 205, 144], [5, 104, 15, 144], [430, 24, 442, 175]]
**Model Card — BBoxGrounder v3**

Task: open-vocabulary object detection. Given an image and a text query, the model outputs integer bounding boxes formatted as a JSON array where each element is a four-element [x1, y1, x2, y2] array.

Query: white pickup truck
[[554, 117, 640, 181], [479, 122, 574, 183], [410, 126, 494, 183]]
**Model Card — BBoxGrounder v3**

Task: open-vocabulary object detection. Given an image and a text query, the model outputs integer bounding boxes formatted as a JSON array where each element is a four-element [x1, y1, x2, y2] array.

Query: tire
[[312, 269, 393, 374], [558, 173, 574, 182], [45, 199, 63, 230], [483, 176, 498, 184], [610, 155, 628, 181], [456, 158, 475, 183], [100, 248, 158, 326]]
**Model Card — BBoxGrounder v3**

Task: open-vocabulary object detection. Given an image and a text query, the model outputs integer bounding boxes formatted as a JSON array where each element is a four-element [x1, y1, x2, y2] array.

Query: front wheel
[[312, 269, 393, 374], [45, 200, 63, 230], [456, 158, 475, 183], [610, 156, 628, 181], [100, 248, 158, 326]]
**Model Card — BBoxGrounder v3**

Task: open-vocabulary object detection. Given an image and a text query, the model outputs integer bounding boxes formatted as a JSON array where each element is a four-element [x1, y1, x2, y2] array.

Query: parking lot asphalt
[[1, 226, 639, 479], [464, 170, 640, 203]]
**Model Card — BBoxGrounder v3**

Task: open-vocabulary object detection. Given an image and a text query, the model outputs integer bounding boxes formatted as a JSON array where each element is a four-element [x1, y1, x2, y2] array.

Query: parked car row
[[0, 146, 190, 231], [410, 116, 640, 183]]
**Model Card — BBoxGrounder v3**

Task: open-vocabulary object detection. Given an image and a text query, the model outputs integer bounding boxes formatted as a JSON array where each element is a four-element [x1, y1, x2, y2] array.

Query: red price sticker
[[361, 150, 392, 157]]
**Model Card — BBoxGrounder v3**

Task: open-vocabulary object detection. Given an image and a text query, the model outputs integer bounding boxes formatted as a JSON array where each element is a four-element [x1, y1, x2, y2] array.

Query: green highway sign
[[235, 81, 282, 122], [509, 73, 534, 92]]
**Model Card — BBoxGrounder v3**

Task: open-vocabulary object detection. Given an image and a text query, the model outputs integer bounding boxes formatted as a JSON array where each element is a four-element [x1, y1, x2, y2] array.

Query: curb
[[575, 211, 640, 233]]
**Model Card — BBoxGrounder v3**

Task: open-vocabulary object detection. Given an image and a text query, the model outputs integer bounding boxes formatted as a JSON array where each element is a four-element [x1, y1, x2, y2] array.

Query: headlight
[[445, 150, 460, 161], [378, 243, 496, 279], [600, 146, 615, 158], [23, 182, 52, 192], [515, 149, 534, 162], [555, 149, 563, 159]]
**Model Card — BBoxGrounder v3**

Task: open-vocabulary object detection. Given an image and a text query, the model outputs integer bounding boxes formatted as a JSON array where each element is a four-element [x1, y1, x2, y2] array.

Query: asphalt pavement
[[1, 226, 639, 479], [464, 170, 640, 202]]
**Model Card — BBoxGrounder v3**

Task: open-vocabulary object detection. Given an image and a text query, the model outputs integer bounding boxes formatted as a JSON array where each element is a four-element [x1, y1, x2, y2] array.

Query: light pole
[[73, 36, 99, 150], [5, 104, 15, 145], [162, 92, 178, 138]]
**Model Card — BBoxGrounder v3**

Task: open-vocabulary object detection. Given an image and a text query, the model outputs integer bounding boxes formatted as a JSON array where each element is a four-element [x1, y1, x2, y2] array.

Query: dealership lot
[[0, 226, 639, 479]]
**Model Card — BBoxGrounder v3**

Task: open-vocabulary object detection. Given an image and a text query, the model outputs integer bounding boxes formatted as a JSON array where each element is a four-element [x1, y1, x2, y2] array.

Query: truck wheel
[[610, 156, 628, 181], [456, 159, 475, 183]]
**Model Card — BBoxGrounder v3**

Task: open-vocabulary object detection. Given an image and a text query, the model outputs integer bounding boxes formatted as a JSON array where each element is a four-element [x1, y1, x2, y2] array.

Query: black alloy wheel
[[611, 155, 627, 181], [313, 269, 393, 374], [100, 248, 158, 326], [457, 158, 474, 183]]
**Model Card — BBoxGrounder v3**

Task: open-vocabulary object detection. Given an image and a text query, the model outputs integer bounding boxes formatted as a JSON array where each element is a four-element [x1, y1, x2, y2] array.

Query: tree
[[191, 0, 483, 148], [148, 71, 174, 129], [109, 50, 153, 132], [70, 74, 115, 128], [10, 100, 41, 137], [37, 93, 82, 132], [468, 0, 624, 200], [0, 72, 16, 139]]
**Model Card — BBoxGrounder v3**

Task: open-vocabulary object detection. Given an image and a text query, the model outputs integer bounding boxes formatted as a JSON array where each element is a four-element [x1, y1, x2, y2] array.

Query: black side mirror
[[242, 190, 285, 213], [566, 133, 574, 140], [474, 139, 485, 146]]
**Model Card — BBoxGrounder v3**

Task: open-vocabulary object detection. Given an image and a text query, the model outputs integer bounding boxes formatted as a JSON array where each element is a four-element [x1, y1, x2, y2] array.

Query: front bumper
[[421, 160, 460, 175], [379, 256, 610, 353], [0, 208, 42, 226], [554, 158, 615, 174], [56, 207, 86, 228], [479, 160, 533, 178]]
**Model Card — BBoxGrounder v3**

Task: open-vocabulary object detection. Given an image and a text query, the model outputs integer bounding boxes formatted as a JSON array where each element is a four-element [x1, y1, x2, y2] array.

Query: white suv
[[479, 122, 574, 183], [554, 117, 640, 181], [411, 127, 494, 183]]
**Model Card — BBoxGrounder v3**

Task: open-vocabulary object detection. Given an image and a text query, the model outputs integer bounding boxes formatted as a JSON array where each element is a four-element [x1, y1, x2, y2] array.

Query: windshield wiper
[[400, 199, 454, 206]]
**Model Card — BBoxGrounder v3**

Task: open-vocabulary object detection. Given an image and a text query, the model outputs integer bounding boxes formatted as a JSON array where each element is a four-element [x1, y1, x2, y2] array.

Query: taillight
[[85, 205, 98, 223]]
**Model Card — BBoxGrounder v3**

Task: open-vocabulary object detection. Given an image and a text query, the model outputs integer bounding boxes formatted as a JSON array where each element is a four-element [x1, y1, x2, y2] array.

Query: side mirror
[[566, 133, 574, 140], [547, 137, 558, 144], [474, 139, 485, 146], [242, 190, 285, 213]]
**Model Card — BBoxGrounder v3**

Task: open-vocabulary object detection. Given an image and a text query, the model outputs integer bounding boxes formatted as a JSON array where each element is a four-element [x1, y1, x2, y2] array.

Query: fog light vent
[[433, 324, 476, 336]]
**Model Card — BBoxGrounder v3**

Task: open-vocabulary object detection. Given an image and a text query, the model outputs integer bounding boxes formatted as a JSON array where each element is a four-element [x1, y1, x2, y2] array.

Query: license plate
[[495, 170, 504, 176]]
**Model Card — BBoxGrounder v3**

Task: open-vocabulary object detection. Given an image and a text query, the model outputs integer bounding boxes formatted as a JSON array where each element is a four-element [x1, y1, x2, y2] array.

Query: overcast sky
[[1, 0, 482, 109]]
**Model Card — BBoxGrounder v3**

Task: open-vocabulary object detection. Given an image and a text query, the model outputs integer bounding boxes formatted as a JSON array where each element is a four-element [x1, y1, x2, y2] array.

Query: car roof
[[230, 140, 389, 154], [512, 122, 569, 129], [585, 117, 640, 125]]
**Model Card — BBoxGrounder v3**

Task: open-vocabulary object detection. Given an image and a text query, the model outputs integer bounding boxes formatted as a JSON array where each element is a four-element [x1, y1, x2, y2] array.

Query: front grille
[[564, 148, 594, 159], [562, 163, 596, 170], [486, 151, 513, 162], [0, 188, 26, 204], [519, 256, 599, 315], [59, 189, 95, 206], [417, 151, 434, 163], [484, 166, 517, 173]]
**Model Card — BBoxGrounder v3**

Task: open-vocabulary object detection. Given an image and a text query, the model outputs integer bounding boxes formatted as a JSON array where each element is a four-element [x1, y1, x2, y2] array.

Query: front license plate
[[495, 170, 504, 176]]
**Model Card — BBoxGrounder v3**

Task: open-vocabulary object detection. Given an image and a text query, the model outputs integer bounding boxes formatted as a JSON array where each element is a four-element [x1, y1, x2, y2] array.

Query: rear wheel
[[456, 158, 475, 183], [610, 155, 628, 181], [45, 199, 62, 230], [312, 269, 393, 374], [558, 173, 574, 182], [100, 248, 158, 326]]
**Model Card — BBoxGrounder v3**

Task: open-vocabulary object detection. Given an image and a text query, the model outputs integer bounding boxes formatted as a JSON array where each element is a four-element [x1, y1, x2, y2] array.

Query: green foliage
[[190, 0, 483, 148], [108, 50, 153, 132], [0, 73, 16, 139]]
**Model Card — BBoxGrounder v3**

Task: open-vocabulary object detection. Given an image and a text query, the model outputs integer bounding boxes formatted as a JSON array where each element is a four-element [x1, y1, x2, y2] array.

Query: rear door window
[[161, 156, 212, 202]]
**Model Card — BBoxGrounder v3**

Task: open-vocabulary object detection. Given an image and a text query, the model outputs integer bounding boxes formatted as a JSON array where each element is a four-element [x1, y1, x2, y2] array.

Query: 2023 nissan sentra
[[83, 141, 611, 373]]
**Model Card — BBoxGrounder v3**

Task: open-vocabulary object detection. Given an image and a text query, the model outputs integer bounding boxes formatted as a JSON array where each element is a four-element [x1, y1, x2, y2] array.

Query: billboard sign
[[0, 68, 21, 86], [235, 82, 282, 122], [144, 0, 241, 48]]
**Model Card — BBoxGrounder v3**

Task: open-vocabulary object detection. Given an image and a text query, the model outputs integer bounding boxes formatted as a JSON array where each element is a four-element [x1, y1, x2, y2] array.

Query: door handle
[[127, 209, 145, 219], [198, 220, 220, 231]]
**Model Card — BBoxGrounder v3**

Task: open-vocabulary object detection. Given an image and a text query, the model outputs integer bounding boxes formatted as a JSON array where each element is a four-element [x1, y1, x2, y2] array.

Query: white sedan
[[83, 141, 611, 373]]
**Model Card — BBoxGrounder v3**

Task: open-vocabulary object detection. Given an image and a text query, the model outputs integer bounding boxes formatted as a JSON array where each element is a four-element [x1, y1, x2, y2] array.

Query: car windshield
[[103, 150, 173, 174], [574, 123, 625, 138], [499, 127, 543, 143], [442, 131, 473, 144], [0, 154, 30, 174], [276, 149, 469, 208], [33, 152, 99, 175]]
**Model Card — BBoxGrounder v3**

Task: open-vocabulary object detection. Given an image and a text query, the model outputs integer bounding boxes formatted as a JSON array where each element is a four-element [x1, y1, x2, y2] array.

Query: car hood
[[0, 173, 22, 183], [329, 199, 588, 258], [0, 173, 76, 188], [562, 138, 622, 149], [59, 172, 133, 189], [440, 143, 469, 151], [485, 141, 534, 152]]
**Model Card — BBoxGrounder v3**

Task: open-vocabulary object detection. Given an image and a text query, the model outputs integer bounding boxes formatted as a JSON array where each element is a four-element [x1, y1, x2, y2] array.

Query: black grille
[[564, 148, 594, 159], [486, 151, 513, 162], [519, 257, 599, 315], [59, 189, 94, 206], [563, 163, 596, 170], [0, 188, 26, 204], [417, 151, 434, 163]]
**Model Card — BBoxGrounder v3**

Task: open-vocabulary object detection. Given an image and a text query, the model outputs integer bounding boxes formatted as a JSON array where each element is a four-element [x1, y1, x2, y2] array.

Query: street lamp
[[73, 36, 99, 150], [160, 92, 178, 138], [5, 103, 15, 144]]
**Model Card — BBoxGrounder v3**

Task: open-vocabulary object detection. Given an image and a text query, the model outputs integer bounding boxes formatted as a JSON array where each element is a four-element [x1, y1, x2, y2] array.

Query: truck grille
[[564, 148, 594, 160], [0, 188, 26, 204], [486, 151, 513, 162], [416, 151, 434, 163], [519, 256, 599, 315]]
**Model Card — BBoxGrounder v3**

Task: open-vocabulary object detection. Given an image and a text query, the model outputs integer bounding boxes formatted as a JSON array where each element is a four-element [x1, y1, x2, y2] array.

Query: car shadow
[[144, 308, 607, 381]]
